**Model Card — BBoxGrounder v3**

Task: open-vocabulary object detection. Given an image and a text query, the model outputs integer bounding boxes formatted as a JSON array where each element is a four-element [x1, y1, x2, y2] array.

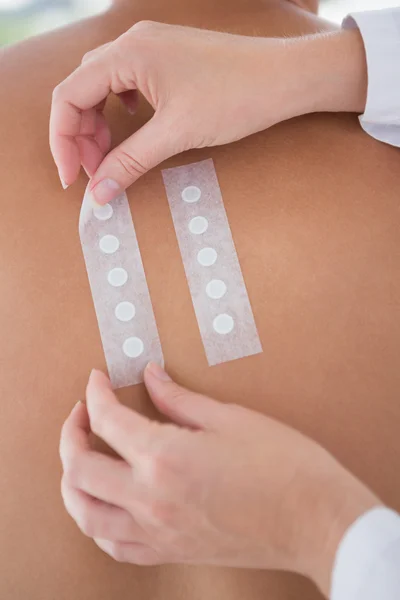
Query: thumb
[[144, 362, 229, 432], [89, 112, 178, 205]]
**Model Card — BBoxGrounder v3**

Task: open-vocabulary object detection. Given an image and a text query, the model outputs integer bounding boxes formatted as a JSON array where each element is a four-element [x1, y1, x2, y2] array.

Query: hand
[[50, 21, 293, 200], [60, 363, 378, 595], [50, 21, 367, 203]]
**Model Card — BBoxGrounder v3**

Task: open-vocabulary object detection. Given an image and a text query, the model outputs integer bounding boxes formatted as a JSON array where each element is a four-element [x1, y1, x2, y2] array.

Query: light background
[[0, 0, 398, 45], [321, 0, 399, 22]]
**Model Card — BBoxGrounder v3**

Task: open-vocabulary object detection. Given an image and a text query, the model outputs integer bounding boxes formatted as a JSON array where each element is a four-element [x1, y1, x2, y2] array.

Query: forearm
[[300, 28, 368, 115], [277, 28, 368, 121]]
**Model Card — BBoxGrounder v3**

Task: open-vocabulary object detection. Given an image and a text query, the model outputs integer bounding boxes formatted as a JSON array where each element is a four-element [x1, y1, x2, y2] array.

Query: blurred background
[[0, 0, 398, 46]]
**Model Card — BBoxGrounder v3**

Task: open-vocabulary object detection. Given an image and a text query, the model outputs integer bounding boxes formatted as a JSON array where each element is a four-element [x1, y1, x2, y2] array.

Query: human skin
[[51, 10, 374, 595], [60, 366, 378, 596], [50, 21, 367, 204], [1, 1, 400, 600]]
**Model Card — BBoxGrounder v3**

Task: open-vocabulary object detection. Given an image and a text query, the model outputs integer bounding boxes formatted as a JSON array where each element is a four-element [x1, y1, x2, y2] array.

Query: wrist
[[295, 450, 380, 596], [281, 28, 368, 119]]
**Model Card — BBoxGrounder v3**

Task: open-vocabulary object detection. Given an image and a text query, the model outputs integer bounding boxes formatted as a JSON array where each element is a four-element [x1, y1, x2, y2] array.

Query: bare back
[[1, 2, 399, 599]]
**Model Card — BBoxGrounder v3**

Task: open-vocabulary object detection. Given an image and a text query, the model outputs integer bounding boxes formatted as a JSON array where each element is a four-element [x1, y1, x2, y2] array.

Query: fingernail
[[89, 368, 102, 382], [89, 195, 105, 210], [59, 172, 69, 190], [89, 368, 112, 389], [91, 178, 121, 205], [71, 400, 82, 413], [146, 362, 171, 382]]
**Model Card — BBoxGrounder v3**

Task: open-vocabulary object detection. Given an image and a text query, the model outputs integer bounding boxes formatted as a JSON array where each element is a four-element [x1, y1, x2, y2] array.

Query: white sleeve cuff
[[343, 8, 400, 147], [331, 506, 400, 600]]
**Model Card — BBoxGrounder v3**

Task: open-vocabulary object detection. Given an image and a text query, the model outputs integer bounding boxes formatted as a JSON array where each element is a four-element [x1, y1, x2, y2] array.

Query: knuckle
[[59, 426, 68, 458], [62, 457, 82, 488], [52, 83, 65, 102], [60, 474, 71, 499], [108, 542, 126, 563], [82, 42, 112, 65], [60, 476, 75, 513], [143, 431, 178, 484], [131, 20, 157, 32], [115, 149, 147, 179], [81, 49, 96, 64], [160, 388, 191, 416], [145, 453, 166, 487], [88, 403, 109, 437], [77, 508, 95, 538], [167, 388, 188, 406]]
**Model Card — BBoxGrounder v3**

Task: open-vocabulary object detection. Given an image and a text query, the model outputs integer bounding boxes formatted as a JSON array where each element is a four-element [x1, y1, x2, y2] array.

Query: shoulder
[[0, 14, 114, 100]]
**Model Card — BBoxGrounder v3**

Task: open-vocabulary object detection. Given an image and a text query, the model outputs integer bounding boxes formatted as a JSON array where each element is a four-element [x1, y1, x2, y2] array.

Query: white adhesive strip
[[79, 185, 163, 388], [162, 158, 262, 366]]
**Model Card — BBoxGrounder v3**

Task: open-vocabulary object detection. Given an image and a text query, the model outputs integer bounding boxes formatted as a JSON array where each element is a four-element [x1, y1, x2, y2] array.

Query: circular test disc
[[189, 216, 209, 235], [197, 247, 217, 267], [93, 204, 113, 221], [107, 268, 128, 287], [181, 186, 201, 203], [213, 313, 234, 335], [99, 234, 120, 254], [206, 279, 227, 299], [115, 301, 136, 322], [123, 337, 144, 358]]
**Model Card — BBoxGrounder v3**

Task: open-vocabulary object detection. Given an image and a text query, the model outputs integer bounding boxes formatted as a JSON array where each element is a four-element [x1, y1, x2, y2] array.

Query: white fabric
[[331, 506, 400, 600], [343, 7, 400, 146]]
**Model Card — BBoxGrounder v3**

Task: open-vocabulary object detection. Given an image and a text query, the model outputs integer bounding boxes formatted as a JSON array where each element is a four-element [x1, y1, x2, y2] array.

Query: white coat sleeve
[[330, 506, 400, 600], [343, 8, 400, 147]]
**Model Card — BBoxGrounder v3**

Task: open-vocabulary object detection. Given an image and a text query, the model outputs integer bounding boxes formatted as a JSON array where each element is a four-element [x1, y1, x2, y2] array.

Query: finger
[[77, 110, 112, 177], [60, 401, 91, 454], [77, 136, 105, 179], [81, 42, 112, 65], [86, 369, 153, 464], [95, 110, 112, 154], [50, 55, 117, 185], [81, 44, 111, 115], [63, 451, 134, 510], [81, 43, 133, 117], [88, 112, 179, 205], [61, 480, 147, 543], [94, 538, 162, 566], [60, 401, 134, 508], [144, 363, 230, 431]]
